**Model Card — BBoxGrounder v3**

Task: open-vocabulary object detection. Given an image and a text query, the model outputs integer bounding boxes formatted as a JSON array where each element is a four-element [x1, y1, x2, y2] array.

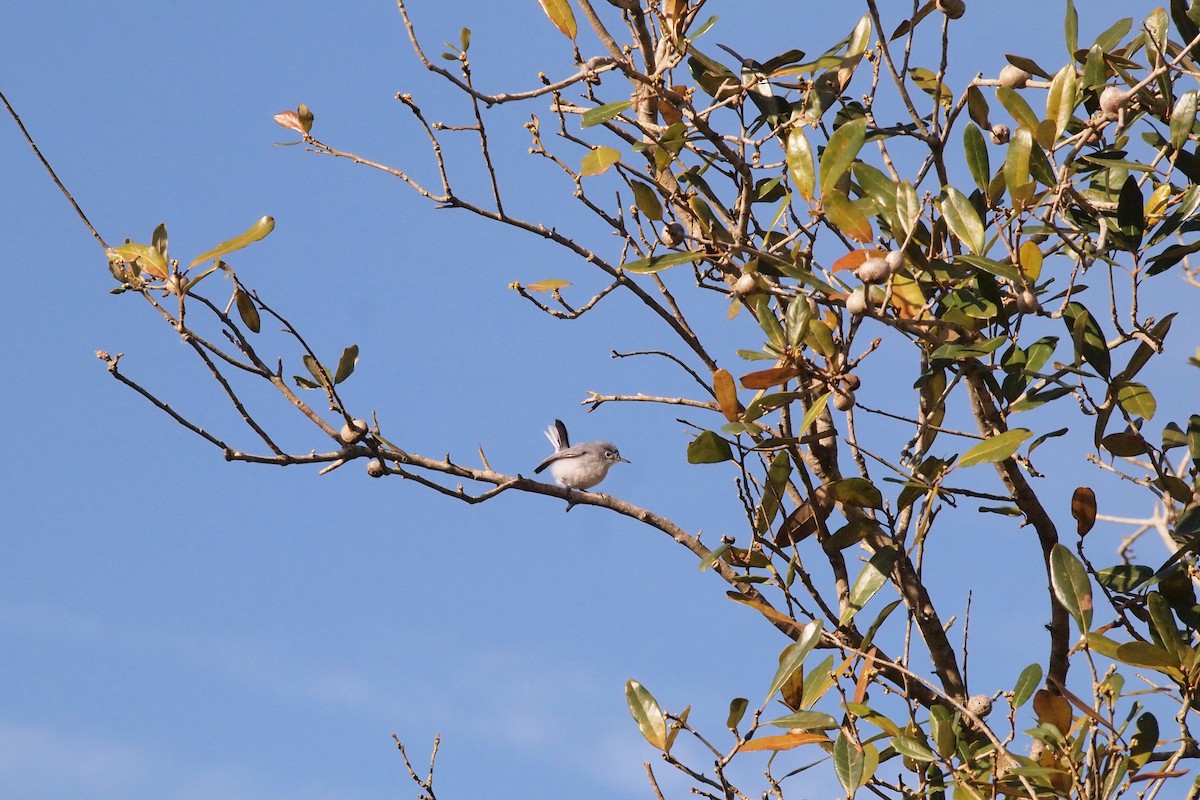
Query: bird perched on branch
[[534, 419, 628, 490]]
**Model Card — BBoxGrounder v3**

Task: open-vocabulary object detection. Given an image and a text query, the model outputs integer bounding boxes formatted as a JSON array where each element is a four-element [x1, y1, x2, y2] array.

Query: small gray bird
[[534, 419, 629, 490]]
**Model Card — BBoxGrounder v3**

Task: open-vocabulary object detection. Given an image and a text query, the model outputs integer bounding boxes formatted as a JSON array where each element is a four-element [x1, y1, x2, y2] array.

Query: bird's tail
[[544, 419, 570, 451]]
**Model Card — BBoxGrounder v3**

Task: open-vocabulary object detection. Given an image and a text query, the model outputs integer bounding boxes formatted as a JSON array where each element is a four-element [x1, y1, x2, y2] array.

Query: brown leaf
[[779, 664, 805, 710], [777, 502, 818, 546], [1033, 688, 1073, 735], [1071, 487, 1097, 536], [714, 368, 741, 421], [740, 366, 800, 390]]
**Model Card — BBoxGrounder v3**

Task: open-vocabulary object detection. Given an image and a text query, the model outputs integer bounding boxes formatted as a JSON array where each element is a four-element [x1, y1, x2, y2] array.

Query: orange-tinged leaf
[[787, 126, 816, 202], [740, 732, 829, 752], [713, 368, 740, 421], [537, 0, 577, 39], [525, 279, 572, 293], [741, 366, 800, 390], [1071, 487, 1096, 535], [831, 249, 886, 274], [580, 145, 621, 177], [823, 190, 873, 243], [889, 274, 927, 320]]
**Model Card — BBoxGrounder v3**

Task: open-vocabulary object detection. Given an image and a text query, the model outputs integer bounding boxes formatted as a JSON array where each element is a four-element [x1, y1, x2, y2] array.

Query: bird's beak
[[619, 456, 631, 464]]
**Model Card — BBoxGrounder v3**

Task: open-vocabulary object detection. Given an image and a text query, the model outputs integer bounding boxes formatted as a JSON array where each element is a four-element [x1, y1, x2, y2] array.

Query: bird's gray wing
[[534, 445, 584, 474]]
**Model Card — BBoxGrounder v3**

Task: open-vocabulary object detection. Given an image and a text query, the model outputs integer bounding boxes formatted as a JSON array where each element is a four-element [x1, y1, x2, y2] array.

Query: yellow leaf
[[525, 279, 571, 293], [537, 0, 577, 40], [580, 146, 621, 177], [1018, 240, 1043, 281], [713, 368, 740, 421], [740, 732, 829, 752]]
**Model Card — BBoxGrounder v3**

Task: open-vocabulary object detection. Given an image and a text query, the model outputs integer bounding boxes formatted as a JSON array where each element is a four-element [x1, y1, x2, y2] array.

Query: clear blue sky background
[[0, 2, 1184, 798]]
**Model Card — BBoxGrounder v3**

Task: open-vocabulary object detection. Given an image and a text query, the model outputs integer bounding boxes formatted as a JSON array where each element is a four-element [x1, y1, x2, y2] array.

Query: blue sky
[[0, 1, 1186, 798]]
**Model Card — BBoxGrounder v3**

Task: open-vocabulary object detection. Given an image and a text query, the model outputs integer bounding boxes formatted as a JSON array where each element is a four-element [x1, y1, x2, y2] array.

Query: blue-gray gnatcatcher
[[534, 419, 629, 490]]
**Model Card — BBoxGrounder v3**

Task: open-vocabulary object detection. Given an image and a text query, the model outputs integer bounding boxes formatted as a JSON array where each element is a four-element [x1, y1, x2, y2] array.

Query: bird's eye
[[606, 450, 615, 459]]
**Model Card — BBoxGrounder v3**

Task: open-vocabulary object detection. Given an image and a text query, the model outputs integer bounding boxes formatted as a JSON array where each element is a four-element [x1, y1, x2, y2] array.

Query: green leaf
[[687, 430, 733, 464], [622, 250, 702, 273], [819, 116, 868, 196], [1064, 0, 1078, 55], [334, 344, 359, 385], [1012, 663, 1043, 708], [1004, 127, 1033, 205], [1062, 302, 1111, 378], [1116, 641, 1180, 672], [966, 85, 991, 129], [1171, 90, 1197, 150], [152, 222, 169, 262], [630, 181, 663, 221], [798, 392, 832, 437], [765, 710, 839, 731], [1050, 543, 1093, 632], [964, 125, 990, 192], [841, 546, 900, 626], [940, 186, 986, 255], [787, 125, 816, 202], [537, 0, 577, 39], [189, 215, 275, 268], [908, 67, 951, 108], [302, 354, 331, 389], [581, 100, 633, 128], [957, 428, 1032, 467], [1116, 174, 1145, 250], [1129, 712, 1159, 769], [1097, 564, 1153, 593], [726, 697, 749, 730], [996, 86, 1040, 131], [896, 181, 919, 238], [829, 477, 883, 509], [234, 287, 261, 333], [625, 680, 668, 750], [580, 145, 621, 177], [764, 621, 823, 705], [833, 730, 876, 792], [1116, 382, 1156, 420], [890, 735, 935, 762], [1046, 64, 1078, 139]]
